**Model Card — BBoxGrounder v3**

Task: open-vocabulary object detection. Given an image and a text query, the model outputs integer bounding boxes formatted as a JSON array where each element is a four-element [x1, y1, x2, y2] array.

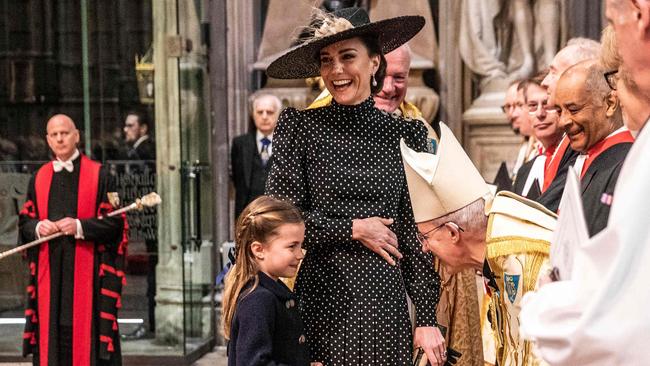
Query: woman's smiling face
[[319, 37, 380, 106]]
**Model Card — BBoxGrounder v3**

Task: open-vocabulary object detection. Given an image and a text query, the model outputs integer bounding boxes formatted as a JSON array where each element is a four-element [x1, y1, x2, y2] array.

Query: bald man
[[555, 60, 634, 236], [19, 115, 125, 365], [536, 39, 601, 212]]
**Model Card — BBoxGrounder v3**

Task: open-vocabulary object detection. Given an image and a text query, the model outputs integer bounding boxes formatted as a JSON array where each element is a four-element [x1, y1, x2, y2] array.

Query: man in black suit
[[231, 94, 281, 219], [555, 60, 634, 236], [122, 109, 157, 340], [124, 110, 155, 164]]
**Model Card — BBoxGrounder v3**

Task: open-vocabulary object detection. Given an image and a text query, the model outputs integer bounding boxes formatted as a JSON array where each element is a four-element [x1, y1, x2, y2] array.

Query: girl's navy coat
[[227, 271, 310, 366]]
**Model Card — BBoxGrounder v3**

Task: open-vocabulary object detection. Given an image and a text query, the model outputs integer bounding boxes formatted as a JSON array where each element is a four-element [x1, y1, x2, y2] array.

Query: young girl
[[222, 196, 322, 366]]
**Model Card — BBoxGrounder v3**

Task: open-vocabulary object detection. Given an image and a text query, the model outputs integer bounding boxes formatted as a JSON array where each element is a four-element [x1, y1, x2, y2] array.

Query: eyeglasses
[[604, 69, 618, 91], [527, 100, 560, 115], [416, 222, 465, 246]]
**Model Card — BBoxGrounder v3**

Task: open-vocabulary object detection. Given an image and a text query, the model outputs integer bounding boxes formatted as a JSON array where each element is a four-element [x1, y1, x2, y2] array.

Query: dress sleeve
[[398, 120, 441, 327], [266, 108, 353, 244], [403, 119, 430, 153]]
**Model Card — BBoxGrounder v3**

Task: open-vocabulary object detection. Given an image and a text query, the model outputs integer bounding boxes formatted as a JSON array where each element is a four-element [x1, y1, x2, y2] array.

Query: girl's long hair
[[221, 195, 303, 339]]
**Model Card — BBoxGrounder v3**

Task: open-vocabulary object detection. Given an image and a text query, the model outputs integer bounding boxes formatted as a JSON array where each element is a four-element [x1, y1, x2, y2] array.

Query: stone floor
[[0, 270, 229, 365], [1, 347, 227, 366], [191, 346, 227, 366], [0, 346, 227, 366]]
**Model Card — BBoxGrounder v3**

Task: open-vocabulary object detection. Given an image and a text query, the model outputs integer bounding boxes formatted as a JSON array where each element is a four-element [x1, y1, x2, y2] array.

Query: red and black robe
[[18, 154, 127, 366], [579, 130, 634, 237]]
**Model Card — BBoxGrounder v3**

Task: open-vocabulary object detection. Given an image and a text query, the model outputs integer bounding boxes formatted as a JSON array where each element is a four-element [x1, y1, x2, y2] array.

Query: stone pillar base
[[462, 91, 523, 181], [154, 261, 185, 346]]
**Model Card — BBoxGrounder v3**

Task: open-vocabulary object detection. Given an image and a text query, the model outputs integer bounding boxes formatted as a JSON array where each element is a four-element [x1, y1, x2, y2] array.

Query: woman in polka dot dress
[[265, 7, 445, 366]]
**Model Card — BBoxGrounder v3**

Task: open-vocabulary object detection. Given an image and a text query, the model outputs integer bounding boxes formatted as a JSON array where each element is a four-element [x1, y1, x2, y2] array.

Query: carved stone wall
[[438, 0, 605, 179]]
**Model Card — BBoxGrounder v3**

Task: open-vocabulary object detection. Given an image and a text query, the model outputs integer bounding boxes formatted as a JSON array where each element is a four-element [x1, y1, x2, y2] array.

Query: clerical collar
[[256, 130, 273, 142], [133, 135, 150, 149]]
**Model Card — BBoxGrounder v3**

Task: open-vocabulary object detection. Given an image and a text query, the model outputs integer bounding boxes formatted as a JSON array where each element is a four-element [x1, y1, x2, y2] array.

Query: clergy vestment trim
[[34, 155, 99, 366], [542, 136, 569, 192], [580, 129, 634, 178]]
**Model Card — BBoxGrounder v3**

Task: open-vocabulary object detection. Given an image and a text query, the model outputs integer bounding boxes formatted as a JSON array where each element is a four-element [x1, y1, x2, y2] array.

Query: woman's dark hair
[[315, 34, 387, 95], [360, 34, 387, 94]]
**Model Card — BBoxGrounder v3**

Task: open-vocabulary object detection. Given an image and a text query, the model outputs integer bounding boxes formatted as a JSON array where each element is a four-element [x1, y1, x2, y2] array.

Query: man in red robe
[[19, 114, 126, 366]]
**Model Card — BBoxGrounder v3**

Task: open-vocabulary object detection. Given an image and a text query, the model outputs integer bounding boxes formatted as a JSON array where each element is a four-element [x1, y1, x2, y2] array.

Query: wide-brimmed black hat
[[266, 7, 425, 79]]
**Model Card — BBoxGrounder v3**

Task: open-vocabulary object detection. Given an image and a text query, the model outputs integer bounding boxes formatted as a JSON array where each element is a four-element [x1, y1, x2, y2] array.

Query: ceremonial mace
[[0, 192, 162, 261]]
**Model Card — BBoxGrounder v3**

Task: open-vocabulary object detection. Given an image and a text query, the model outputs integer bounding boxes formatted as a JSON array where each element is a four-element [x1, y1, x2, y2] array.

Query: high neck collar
[[330, 95, 375, 113], [257, 271, 294, 301]]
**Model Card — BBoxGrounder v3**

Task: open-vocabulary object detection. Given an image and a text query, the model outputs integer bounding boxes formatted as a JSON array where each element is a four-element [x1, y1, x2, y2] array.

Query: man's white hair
[[427, 198, 487, 235], [251, 94, 283, 113], [563, 38, 602, 63]]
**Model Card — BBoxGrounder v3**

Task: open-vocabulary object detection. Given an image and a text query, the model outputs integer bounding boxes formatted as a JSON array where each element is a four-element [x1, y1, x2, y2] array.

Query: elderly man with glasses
[[512, 74, 565, 199], [401, 123, 558, 366]]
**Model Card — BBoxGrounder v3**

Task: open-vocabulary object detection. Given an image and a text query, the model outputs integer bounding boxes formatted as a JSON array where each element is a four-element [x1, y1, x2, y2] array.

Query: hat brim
[[266, 15, 425, 79]]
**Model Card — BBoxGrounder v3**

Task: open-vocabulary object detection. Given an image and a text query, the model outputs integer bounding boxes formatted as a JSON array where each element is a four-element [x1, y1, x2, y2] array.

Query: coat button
[[285, 299, 295, 309], [298, 334, 306, 344]]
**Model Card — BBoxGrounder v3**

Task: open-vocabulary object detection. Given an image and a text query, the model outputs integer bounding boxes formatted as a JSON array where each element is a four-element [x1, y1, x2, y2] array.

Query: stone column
[[438, 0, 464, 137], [226, 1, 256, 139], [152, 0, 185, 348]]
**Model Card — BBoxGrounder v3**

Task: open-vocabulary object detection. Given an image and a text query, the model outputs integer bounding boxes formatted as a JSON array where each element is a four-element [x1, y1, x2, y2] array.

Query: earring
[[371, 73, 377, 87]]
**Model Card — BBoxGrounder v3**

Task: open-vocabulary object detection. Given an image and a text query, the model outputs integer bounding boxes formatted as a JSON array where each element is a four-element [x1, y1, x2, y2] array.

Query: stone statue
[[460, 0, 567, 92]]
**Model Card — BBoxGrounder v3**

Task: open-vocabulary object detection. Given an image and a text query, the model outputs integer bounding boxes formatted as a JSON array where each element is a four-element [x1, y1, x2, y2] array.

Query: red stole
[[34, 155, 100, 366], [580, 130, 635, 178], [542, 136, 569, 192]]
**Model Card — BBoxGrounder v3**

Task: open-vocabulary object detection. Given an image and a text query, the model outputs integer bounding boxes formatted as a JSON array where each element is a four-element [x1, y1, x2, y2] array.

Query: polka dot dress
[[266, 97, 441, 365]]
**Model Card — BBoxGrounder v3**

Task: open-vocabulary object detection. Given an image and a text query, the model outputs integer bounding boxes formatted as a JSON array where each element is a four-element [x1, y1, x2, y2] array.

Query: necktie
[[260, 137, 271, 167], [53, 160, 74, 173]]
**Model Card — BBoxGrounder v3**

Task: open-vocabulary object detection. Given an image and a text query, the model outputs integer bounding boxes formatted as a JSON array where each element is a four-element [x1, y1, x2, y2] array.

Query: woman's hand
[[352, 217, 402, 265], [310, 363, 323, 366], [414, 326, 446, 366]]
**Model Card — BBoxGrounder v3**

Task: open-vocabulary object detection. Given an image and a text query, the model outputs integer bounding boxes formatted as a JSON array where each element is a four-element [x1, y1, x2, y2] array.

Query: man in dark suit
[[231, 94, 281, 219], [124, 110, 155, 164], [122, 109, 157, 340], [555, 60, 634, 236]]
